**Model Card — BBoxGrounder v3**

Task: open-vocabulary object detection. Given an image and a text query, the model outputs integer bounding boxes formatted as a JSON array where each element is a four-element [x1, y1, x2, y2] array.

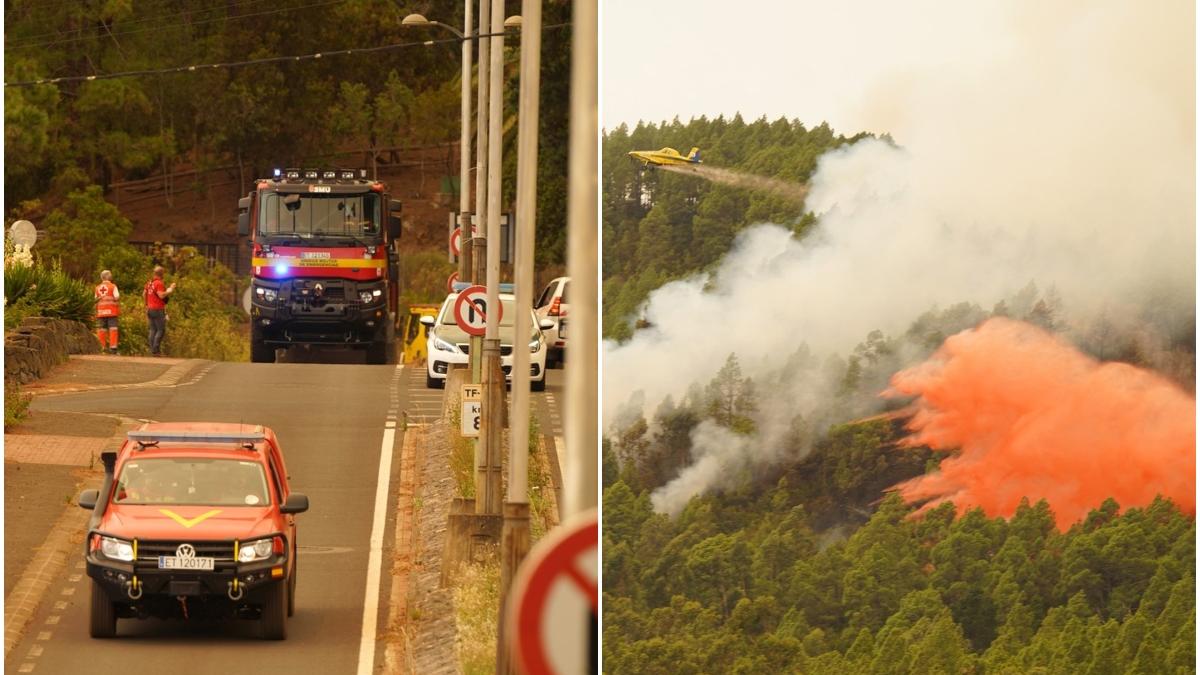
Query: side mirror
[[237, 211, 250, 237], [78, 489, 99, 510], [388, 199, 402, 239], [419, 315, 436, 327], [280, 493, 309, 515], [238, 196, 251, 210], [538, 319, 555, 330]]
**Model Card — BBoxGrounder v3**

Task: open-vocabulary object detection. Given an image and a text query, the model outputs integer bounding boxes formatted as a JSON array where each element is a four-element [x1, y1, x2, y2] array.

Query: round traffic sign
[[446, 271, 460, 293], [508, 510, 598, 675], [9, 220, 36, 248], [450, 227, 463, 256], [452, 285, 499, 337]]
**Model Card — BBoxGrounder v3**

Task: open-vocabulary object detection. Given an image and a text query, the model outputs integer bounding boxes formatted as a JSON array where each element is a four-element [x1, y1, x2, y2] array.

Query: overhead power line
[[5, 0, 348, 51], [4, 24, 571, 88], [4, 0, 285, 48]]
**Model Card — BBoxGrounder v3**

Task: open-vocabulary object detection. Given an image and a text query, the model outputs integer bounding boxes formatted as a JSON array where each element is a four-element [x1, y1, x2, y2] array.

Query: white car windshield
[[113, 458, 270, 506]]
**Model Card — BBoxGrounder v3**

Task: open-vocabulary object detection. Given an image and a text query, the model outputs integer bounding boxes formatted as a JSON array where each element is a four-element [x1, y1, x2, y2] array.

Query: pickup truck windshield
[[259, 193, 381, 241], [113, 458, 270, 507]]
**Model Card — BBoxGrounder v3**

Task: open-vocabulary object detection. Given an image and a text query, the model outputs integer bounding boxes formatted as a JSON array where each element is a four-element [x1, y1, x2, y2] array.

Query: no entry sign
[[452, 285, 498, 337], [508, 510, 598, 675]]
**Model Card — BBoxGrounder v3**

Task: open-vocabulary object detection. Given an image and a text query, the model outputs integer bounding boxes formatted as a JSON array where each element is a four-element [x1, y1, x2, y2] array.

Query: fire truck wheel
[[261, 581, 288, 640], [89, 580, 117, 638], [251, 340, 275, 363]]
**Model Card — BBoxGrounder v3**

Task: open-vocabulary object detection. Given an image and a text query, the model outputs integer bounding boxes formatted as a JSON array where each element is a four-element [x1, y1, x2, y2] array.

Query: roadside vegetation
[[4, 379, 31, 430], [6, 187, 247, 361]]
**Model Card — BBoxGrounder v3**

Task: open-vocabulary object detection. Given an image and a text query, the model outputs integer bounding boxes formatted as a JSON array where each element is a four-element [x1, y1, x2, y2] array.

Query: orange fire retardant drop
[[886, 317, 1195, 531]]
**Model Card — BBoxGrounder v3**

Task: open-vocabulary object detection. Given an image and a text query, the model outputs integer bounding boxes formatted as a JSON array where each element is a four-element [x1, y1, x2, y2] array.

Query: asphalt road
[[5, 360, 567, 674]]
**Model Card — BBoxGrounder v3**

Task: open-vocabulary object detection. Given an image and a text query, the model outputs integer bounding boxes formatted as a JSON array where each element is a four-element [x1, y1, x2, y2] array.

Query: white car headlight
[[529, 334, 543, 353], [431, 334, 458, 352], [238, 538, 275, 563], [99, 536, 135, 562]]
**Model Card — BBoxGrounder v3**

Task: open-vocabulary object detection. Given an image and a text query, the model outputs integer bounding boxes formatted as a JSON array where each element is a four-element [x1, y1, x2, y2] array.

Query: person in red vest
[[94, 270, 120, 354], [144, 266, 177, 356]]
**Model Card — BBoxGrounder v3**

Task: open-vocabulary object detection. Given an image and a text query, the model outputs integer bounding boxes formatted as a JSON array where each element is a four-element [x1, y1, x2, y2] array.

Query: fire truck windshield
[[259, 192, 382, 244]]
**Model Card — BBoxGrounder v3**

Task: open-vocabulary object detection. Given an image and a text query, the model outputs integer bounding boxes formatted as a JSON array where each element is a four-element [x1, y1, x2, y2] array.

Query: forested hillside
[[5, 0, 572, 265], [601, 116, 873, 340], [601, 115, 1195, 672]]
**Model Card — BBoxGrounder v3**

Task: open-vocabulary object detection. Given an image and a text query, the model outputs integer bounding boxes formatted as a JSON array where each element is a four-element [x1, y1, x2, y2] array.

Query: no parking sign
[[508, 510, 598, 675]]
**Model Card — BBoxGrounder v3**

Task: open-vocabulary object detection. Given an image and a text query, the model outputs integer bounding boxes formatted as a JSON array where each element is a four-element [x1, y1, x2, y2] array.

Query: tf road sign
[[452, 285, 500, 337], [446, 271, 460, 293], [508, 510, 598, 675], [461, 384, 481, 438], [450, 227, 463, 257]]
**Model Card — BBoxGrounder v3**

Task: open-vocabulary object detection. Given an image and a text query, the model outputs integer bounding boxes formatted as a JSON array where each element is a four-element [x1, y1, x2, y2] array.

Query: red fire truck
[[238, 168, 402, 364]]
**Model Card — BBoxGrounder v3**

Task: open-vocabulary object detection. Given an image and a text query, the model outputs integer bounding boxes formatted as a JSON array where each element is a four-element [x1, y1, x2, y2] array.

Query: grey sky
[[602, 0, 1016, 135]]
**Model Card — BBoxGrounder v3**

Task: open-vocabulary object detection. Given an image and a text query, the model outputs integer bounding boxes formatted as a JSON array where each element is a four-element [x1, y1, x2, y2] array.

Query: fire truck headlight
[[359, 291, 374, 304]]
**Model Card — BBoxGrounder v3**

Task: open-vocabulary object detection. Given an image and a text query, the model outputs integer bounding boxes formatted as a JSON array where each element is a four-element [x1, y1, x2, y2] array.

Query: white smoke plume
[[605, 1, 1195, 514]]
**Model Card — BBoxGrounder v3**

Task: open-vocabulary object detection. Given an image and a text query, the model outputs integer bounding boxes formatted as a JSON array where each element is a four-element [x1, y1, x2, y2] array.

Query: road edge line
[[356, 364, 403, 675]]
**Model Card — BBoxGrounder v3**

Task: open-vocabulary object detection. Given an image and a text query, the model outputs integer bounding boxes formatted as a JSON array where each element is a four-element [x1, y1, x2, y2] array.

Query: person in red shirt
[[144, 266, 176, 356], [94, 270, 120, 354]]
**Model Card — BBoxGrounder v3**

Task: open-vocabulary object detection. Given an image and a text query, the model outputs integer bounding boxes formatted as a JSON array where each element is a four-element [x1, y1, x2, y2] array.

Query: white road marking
[[68, 574, 81, 582], [27, 645, 42, 657], [52, 602, 67, 610], [35, 633, 50, 641], [60, 587, 74, 596], [356, 364, 403, 675], [18, 663, 34, 672], [44, 616, 59, 625]]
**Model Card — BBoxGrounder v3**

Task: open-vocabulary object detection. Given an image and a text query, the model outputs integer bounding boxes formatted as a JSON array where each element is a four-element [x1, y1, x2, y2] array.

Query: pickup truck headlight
[[255, 287, 278, 303], [99, 536, 135, 562], [431, 334, 458, 353], [238, 537, 278, 563]]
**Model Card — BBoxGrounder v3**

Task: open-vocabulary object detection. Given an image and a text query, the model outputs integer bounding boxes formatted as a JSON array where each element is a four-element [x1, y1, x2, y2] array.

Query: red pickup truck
[[78, 423, 309, 639]]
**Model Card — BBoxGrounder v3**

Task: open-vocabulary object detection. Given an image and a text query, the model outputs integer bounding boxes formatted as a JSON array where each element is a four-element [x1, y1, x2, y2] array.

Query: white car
[[534, 277, 569, 368], [422, 292, 552, 391]]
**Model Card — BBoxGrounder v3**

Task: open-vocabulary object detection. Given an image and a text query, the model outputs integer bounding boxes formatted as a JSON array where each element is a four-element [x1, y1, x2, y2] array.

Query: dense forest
[[601, 116, 873, 340], [600, 117, 1195, 672], [5, 0, 572, 265]]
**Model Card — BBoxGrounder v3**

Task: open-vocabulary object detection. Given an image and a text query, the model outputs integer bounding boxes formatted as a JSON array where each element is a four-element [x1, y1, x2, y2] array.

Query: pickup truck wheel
[[251, 340, 275, 363], [89, 580, 117, 638], [261, 582, 288, 640]]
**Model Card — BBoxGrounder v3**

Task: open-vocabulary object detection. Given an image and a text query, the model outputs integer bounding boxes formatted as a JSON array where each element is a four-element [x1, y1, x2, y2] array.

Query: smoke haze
[[659, 164, 810, 204], [604, 1, 1195, 514]]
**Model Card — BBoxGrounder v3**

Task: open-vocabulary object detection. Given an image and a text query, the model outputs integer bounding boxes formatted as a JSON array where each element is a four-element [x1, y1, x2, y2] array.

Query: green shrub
[[4, 258, 93, 327], [400, 250, 456, 312], [4, 380, 31, 430]]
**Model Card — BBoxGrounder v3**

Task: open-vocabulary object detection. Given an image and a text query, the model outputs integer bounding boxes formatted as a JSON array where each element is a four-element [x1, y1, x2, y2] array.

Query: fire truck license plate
[[158, 556, 215, 571]]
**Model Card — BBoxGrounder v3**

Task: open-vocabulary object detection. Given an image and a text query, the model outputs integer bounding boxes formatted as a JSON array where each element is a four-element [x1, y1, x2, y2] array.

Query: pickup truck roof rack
[[127, 427, 265, 449]]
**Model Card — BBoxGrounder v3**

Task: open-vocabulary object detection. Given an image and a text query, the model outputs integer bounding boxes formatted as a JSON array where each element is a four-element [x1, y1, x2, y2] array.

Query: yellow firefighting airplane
[[627, 146, 702, 167]]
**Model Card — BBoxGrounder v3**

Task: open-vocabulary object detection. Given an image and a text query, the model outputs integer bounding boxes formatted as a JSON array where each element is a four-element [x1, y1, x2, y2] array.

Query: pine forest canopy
[[602, 115, 874, 341], [4, 0, 573, 267]]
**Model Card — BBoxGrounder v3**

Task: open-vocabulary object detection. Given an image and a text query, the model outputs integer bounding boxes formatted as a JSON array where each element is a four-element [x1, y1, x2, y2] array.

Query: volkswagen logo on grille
[[176, 543, 196, 559]]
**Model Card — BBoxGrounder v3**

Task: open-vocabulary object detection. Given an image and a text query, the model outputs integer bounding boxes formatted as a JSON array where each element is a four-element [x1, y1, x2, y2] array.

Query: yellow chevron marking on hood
[[159, 509, 223, 528]]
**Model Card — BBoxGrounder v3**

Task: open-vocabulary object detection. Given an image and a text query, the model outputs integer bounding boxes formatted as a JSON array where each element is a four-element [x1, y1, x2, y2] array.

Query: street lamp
[[400, 13, 465, 39]]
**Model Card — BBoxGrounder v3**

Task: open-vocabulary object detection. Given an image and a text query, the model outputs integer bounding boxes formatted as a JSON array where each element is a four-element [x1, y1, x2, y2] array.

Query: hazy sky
[[602, 0, 1015, 134]]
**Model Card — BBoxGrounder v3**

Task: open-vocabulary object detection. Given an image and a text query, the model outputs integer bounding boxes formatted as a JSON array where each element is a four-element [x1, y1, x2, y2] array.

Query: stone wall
[[5, 317, 99, 384]]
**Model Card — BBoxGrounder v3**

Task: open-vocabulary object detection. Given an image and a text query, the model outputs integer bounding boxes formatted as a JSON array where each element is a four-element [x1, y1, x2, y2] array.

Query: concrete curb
[[27, 359, 214, 397], [3, 417, 141, 656]]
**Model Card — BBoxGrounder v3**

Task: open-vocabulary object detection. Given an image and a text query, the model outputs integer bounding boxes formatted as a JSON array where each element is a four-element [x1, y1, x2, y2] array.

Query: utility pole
[[497, 0, 539, 672], [471, 0, 492, 512], [565, 0, 597, 520], [478, 0, 507, 517], [457, 0, 474, 283]]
